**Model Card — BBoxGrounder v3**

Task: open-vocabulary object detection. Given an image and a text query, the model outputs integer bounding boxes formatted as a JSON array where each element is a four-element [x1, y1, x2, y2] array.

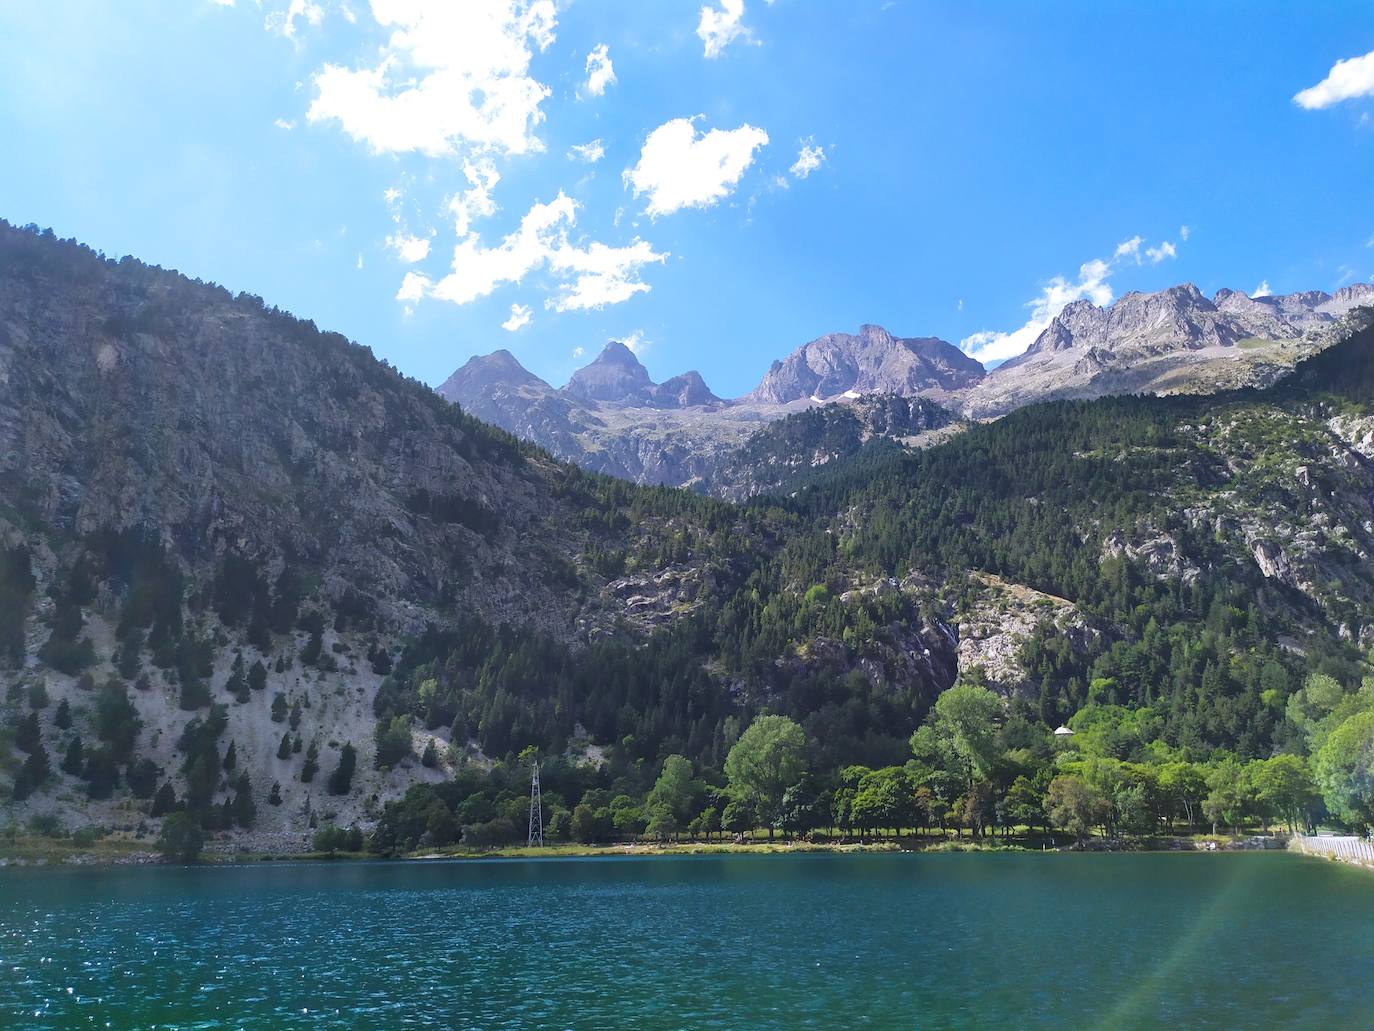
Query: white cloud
[[957, 298, 964, 312], [447, 160, 501, 237], [1145, 240, 1177, 264], [789, 139, 825, 179], [624, 117, 769, 216], [397, 192, 666, 312], [697, 0, 751, 59], [307, 0, 558, 157], [582, 44, 616, 97], [959, 231, 1185, 364], [386, 233, 432, 264], [569, 139, 606, 163], [1294, 49, 1374, 110], [572, 346, 585, 358], [268, 0, 324, 40], [502, 303, 533, 331], [273, 118, 296, 130], [548, 239, 666, 310], [960, 258, 1113, 364], [211, 0, 236, 7], [621, 330, 647, 355], [1179, 224, 1191, 241], [1253, 279, 1272, 298], [1114, 235, 1143, 261]]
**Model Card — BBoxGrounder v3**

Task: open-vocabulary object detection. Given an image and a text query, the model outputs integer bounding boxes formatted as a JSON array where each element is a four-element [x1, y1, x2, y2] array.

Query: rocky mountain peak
[[651, 370, 722, 409], [744, 324, 984, 405], [1326, 283, 1374, 311], [564, 341, 654, 403], [436, 348, 551, 402]]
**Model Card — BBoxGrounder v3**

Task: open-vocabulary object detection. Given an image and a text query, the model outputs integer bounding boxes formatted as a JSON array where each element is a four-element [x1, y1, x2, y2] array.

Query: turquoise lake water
[[2, 851, 1372, 1029]]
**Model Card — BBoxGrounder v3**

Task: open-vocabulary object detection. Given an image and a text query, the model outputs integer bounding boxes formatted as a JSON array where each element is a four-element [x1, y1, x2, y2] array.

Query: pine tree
[[277, 732, 292, 760], [15, 711, 40, 753], [292, 733, 302, 754], [421, 738, 439, 768], [150, 780, 178, 817], [232, 773, 256, 828], [225, 654, 249, 704], [268, 781, 282, 806], [301, 740, 319, 783], [13, 742, 50, 800], [61, 735, 85, 776], [271, 692, 288, 723], [248, 659, 267, 692], [327, 743, 357, 796], [115, 627, 143, 679], [127, 757, 159, 799], [288, 697, 302, 731], [223, 740, 237, 771], [54, 697, 72, 730], [82, 746, 119, 800], [179, 673, 210, 711]]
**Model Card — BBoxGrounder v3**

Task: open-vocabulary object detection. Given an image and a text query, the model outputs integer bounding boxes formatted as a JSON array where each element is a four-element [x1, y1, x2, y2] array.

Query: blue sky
[[2, 2, 1372, 396]]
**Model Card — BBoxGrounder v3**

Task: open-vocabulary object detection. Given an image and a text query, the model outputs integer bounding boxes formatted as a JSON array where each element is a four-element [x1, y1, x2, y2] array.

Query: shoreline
[[0, 832, 1297, 868]]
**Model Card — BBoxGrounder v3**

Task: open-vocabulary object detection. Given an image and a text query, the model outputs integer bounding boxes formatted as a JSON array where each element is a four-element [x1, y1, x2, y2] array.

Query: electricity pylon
[[527, 759, 543, 847]]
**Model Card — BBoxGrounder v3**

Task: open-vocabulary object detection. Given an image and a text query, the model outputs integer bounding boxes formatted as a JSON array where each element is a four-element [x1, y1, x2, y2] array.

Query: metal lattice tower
[[527, 760, 544, 847]]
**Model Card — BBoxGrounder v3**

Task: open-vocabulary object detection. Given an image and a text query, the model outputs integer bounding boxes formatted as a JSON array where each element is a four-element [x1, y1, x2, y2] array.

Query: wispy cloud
[[397, 192, 666, 312], [386, 233, 432, 264], [502, 303, 532, 331], [789, 138, 825, 179], [960, 233, 1182, 363], [568, 139, 606, 163], [582, 44, 616, 97], [697, 0, 752, 59]]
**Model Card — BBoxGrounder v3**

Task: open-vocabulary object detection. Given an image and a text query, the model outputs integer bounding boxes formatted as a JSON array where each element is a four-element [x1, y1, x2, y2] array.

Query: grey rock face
[[564, 341, 656, 403], [962, 283, 1374, 419], [745, 324, 985, 404], [438, 328, 976, 494], [651, 370, 720, 408], [0, 223, 702, 642]]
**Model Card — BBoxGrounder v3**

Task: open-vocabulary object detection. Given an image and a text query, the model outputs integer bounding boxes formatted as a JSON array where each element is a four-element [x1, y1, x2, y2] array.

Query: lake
[[2, 852, 1371, 1029]]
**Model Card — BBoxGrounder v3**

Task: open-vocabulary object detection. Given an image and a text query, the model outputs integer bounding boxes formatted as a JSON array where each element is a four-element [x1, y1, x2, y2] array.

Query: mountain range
[[442, 283, 1374, 490], [5, 218, 1374, 855]]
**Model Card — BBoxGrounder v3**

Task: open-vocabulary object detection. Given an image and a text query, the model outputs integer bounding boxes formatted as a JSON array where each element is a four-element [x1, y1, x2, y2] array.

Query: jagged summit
[[437, 282, 1374, 485], [564, 341, 656, 403], [964, 280, 1374, 418], [437, 348, 551, 401], [744, 324, 985, 405]]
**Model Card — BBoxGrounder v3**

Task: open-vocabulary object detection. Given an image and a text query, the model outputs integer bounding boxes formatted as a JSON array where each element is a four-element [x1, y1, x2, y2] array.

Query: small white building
[[1053, 725, 1075, 738]]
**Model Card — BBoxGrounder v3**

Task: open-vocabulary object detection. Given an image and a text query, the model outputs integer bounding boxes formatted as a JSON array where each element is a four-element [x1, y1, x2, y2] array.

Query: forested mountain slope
[[4, 219, 1374, 853], [0, 222, 772, 842], [782, 318, 1374, 746]]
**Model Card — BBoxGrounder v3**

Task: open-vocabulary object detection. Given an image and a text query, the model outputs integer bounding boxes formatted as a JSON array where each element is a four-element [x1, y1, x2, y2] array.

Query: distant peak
[[598, 340, 643, 364], [565, 340, 653, 402], [436, 348, 550, 402]]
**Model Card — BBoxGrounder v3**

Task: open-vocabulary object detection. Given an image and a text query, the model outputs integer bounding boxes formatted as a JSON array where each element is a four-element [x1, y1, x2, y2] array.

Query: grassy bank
[[0, 828, 1285, 866]]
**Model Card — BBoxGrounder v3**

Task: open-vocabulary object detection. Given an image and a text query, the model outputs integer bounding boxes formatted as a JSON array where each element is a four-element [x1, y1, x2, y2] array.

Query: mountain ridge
[[442, 281, 1374, 491], [6, 220, 1374, 859]]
